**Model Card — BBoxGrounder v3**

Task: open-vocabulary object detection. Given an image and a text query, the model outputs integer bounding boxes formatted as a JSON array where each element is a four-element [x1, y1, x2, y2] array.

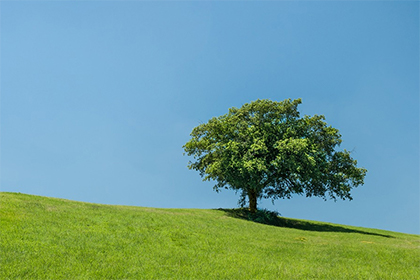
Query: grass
[[1, 192, 419, 279]]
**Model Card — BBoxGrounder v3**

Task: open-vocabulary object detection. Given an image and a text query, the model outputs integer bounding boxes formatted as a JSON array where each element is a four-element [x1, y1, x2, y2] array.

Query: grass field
[[1, 192, 419, 279]]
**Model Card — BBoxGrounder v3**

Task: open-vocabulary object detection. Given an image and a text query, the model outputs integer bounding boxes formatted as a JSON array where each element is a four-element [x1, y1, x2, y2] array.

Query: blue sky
[[1, 1, 418, 234]]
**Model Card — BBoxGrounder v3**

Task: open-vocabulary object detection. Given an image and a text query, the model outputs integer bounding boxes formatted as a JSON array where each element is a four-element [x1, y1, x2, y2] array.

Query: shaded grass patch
[[218, 208, 395, 238]]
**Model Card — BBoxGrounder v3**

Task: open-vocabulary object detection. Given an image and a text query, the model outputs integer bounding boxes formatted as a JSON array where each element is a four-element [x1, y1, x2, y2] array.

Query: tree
[[183, 99, 367, 213]]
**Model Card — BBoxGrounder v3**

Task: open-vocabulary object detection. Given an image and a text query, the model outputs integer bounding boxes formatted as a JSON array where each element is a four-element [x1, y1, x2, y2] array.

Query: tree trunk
[[248, 189, 257, 213]]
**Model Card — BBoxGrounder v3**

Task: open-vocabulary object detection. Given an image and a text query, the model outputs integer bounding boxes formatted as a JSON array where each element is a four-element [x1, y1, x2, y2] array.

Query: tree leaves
[[183, 99, 367, 211]]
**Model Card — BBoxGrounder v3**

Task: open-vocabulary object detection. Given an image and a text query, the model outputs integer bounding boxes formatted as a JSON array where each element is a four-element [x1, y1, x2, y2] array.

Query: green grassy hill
[[1, 192, 419, 279]]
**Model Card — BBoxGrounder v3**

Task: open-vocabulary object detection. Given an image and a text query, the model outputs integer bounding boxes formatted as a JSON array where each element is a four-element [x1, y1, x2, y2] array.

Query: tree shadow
[[217, 208, 394, 238]]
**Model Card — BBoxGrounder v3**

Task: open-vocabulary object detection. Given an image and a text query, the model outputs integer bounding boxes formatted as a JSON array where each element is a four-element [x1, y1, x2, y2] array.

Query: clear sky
[[1, 1, 418, 234]]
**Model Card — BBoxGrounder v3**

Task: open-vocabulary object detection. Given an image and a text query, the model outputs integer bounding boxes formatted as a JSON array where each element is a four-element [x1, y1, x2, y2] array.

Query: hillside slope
[[1, 192, 419, 279]]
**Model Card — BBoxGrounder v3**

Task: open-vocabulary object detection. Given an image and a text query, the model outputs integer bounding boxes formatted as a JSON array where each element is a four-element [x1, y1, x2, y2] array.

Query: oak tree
[[183, 99, 367, 213]]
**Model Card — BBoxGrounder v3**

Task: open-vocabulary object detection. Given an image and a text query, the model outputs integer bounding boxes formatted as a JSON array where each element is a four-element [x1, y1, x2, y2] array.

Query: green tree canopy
[[183, 99, 367, 213]]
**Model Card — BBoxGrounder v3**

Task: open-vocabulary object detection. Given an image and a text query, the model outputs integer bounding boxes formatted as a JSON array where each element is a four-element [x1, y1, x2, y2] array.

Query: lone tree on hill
[[183, 99, 367, 213]]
